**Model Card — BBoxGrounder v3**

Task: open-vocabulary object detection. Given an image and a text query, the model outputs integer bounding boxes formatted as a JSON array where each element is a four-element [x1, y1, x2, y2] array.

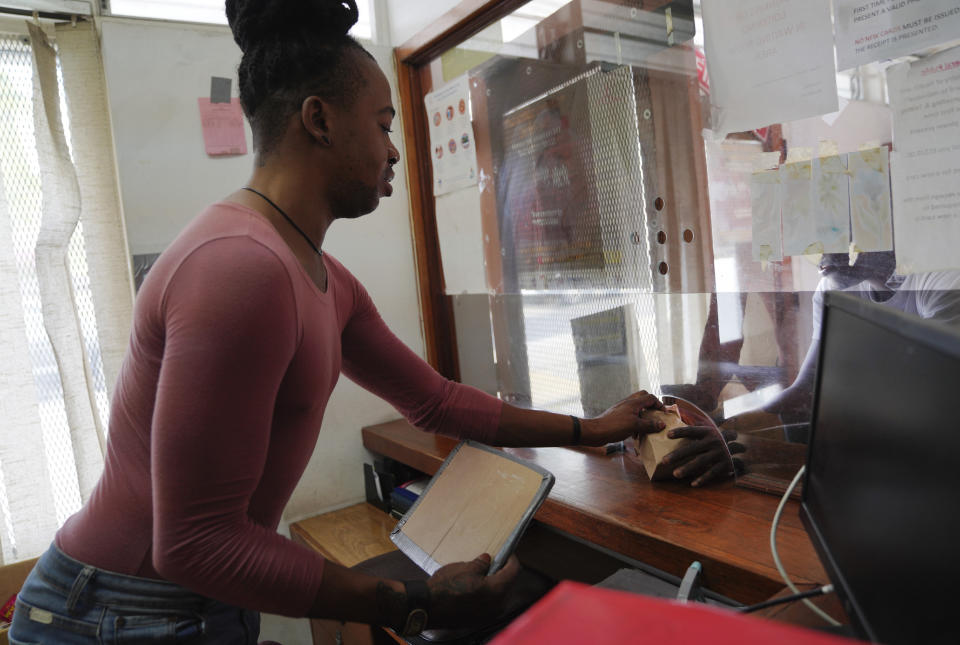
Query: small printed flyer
[[197, 98, 247, 156], [424, 75, 478, 196]]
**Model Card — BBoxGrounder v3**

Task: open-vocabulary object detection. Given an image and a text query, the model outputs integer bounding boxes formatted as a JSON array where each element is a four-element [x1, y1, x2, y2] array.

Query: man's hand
[[581, 391, 666, 447], [426, 553, 520, 628], [661, 426, 745, 487]]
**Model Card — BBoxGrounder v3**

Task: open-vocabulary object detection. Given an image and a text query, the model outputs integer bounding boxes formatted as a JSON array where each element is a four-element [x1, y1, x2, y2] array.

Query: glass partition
[[421, 0, 960, 492]]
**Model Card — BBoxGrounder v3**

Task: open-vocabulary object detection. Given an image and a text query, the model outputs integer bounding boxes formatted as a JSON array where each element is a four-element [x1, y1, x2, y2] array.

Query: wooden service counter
[[362, 419, 829, 606]]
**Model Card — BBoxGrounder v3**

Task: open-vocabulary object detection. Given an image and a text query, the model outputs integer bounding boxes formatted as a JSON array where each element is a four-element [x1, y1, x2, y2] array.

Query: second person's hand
[[661, 426, 745, 487]]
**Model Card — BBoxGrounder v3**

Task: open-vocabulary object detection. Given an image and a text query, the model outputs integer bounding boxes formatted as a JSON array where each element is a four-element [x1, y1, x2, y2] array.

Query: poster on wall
[[197, 98, 247, 156], [701, 0, 838, 137], [888, 47, 960, 274], [834, 0, 960, 71], [424, 75, 478, 196]]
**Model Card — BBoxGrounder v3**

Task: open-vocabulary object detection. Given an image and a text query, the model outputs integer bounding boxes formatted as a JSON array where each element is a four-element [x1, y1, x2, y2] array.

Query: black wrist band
[[405, 579, 430, 611], [400, 579, 430, 635], [570, 415, 581, 445]]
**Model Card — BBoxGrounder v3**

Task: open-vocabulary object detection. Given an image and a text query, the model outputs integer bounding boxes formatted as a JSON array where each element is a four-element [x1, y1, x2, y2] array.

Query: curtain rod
[[0, 6, 89, 22]]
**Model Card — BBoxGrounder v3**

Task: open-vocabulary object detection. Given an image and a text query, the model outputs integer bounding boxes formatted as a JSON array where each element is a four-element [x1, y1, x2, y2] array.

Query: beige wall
[[100, 15, 423, 520]]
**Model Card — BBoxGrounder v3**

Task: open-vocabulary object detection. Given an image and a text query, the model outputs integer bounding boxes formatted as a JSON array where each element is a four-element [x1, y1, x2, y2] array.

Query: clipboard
[[390, 441, 555, 575]]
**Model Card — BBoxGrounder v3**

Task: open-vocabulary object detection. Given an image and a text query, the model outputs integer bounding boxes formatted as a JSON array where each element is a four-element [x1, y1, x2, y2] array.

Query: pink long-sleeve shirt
[[55, 202, 503, 616]]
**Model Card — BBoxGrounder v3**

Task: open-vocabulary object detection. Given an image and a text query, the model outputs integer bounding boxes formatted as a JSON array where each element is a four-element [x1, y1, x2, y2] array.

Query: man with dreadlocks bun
[[12, 1, 669, 641]]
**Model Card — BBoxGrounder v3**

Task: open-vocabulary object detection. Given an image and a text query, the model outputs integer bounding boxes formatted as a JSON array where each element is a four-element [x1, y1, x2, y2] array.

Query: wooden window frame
[[395, 0, 715, 382], [394, 0, 529, 380]]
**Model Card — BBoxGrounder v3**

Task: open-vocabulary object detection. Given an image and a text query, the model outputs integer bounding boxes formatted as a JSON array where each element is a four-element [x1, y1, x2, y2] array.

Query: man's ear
[[302, 95, 333, 146]]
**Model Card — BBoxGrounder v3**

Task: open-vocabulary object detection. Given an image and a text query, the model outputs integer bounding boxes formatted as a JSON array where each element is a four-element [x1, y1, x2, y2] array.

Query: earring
[[321, 135, 331, 145]]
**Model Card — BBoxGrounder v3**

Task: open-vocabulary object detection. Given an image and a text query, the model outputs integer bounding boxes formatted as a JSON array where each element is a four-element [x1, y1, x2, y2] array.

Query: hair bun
[[226, 0, 359, 52]]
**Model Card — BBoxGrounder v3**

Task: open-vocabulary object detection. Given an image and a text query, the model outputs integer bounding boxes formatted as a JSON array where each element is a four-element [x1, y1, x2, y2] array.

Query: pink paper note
[[197, 98, 247, 156]]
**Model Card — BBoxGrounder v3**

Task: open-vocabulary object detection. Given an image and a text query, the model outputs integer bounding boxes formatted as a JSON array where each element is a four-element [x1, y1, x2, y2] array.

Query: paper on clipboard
[[391, 441, 554, 575]]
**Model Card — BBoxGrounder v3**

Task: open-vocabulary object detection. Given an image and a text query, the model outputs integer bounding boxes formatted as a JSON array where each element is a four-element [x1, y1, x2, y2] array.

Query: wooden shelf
[[291, 503, 398, 568], [290, 503, 403, 645]]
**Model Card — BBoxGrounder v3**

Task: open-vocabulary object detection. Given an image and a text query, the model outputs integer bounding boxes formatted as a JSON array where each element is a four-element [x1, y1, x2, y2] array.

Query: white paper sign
[[424, 75, 478, 196], [701, 0, 839, 137], [435, 187, 489, 294], [888, 49, 960, 273], [834, 0, 960, 71]]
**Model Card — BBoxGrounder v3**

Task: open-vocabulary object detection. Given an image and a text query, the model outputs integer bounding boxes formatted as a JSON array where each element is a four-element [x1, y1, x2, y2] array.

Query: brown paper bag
[[636, 406, 689, 481]]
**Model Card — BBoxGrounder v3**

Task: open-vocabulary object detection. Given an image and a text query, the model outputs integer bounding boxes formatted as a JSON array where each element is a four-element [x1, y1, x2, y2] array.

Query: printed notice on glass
[[848, 147, 893, 252], [750, 169, 783, 262], [701, 0, 838, 137], [424, 75, 478, 196], [813, 154, 852, 253], [888, 48, 960, 274], [834, 0, 960, 71], [780, 160, 819, 255]]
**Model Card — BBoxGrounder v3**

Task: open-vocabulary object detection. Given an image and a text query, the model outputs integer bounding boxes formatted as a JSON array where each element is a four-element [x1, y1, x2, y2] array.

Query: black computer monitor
[[801, 291, 960, 645]]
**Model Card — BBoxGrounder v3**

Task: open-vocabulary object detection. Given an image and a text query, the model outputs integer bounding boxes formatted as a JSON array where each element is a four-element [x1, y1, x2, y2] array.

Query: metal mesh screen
[[485, 64, 669, 415]]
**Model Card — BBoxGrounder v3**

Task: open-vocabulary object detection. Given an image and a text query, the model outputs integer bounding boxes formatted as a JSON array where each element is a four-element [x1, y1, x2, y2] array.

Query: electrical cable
[[738, 584, 834, 614], [770, 465, 842, 626]]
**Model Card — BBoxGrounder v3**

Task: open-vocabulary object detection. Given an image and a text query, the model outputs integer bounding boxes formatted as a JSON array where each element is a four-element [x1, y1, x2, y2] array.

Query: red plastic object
[[490, 581, 862, 645]]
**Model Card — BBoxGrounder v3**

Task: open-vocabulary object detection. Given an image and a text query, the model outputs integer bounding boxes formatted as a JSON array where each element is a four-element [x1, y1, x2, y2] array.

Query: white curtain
[[0, 19, 133, 564]]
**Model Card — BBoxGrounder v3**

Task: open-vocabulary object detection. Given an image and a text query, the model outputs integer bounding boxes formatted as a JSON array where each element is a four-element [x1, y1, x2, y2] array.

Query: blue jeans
[[10, 544, 260, 644]]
